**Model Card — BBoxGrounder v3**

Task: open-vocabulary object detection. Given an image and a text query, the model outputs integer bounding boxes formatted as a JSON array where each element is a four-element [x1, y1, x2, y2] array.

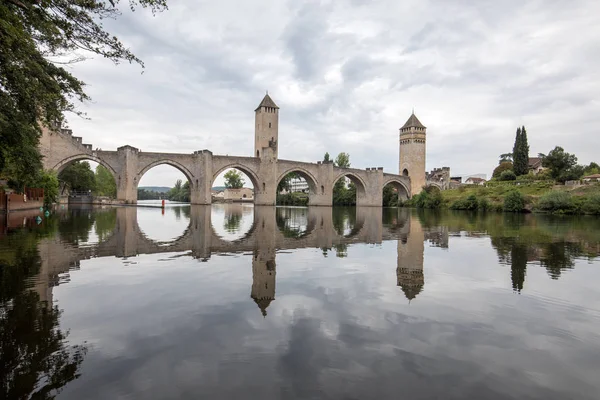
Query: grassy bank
[[403, 183, 600, 215]]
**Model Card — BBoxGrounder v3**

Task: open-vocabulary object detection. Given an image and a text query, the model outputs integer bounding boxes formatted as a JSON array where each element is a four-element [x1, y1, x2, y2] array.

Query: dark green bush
[[537, 191, 576, 214], [478, 197, 491, 211], [504, 190, 525, 212], [499, 170, 517, 181], [411, 186, 443, 209], [276, 193, 308, 206], [581, 194, 600, 215], [450, 194, 479, 210]]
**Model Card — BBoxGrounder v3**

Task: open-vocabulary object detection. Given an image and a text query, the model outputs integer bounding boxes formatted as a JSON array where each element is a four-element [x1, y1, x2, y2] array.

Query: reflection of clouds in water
[[211, 204, 254, 241], [137, 207, 190, 242]]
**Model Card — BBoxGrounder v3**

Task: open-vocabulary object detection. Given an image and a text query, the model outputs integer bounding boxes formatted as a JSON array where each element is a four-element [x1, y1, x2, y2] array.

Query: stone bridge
[[40, 94, 411, 206]]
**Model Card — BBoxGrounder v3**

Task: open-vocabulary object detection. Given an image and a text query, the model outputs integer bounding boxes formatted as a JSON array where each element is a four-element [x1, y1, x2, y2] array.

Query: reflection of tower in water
[[397, 215, 425, 301], [250, 207, 277, 317], [251, 249, 276, 317]]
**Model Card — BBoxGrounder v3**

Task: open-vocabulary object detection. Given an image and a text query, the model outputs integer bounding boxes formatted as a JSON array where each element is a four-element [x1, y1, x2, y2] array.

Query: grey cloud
[[63, 0, 600, 185]]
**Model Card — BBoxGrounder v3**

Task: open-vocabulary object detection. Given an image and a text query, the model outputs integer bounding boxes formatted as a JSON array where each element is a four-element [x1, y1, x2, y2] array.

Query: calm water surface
[[1, 205, 600, 399]]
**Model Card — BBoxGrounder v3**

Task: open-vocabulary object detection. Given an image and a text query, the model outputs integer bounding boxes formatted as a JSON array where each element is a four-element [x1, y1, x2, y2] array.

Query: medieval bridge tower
[[255, 93, 279, 160], [399, 112, 427, 196]]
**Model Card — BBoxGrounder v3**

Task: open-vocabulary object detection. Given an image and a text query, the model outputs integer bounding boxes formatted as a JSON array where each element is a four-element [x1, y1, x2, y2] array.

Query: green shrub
[[450, 194, 479, 210], [35, 170, 59, 207], [537, 191, 576, 213], [413, 186, 443, 209], [500, 170, 517, 181], [581, 194, 600, 215], [478, 197, 491, 211], [504, 190, 525, 212], [276, 193, 308, 206], [493, 162, 514, 178]]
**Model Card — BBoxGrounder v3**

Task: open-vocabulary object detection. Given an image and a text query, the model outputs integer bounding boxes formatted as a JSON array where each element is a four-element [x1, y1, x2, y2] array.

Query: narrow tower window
[[257, 150, 260, 157], [269, 122, 271, 128]]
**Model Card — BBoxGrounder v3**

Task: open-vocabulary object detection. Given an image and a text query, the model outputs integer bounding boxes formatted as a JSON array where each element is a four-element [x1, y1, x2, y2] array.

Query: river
[[1, 205, 599, 399]]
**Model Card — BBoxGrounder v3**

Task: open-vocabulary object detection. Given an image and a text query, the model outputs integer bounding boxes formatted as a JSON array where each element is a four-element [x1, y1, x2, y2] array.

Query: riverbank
[[403, 182, 600, 215]]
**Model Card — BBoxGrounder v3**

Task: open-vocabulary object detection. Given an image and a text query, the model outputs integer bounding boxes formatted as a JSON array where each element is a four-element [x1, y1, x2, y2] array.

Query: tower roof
[[401, 113, 426, 129], [255, 93, 279, 111], [253, 297, 273, 317]]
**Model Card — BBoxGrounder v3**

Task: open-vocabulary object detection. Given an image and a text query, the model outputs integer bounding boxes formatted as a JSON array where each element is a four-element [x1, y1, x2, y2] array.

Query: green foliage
[[581, 194, 600, 215], [323, 152, 331, 162], [558, 164, 585, 183], [34, 170, 59, 206], [537, 191, 576, 214], [512, 126, 529, 176], [334, 152, 350, 168], [382, 184, 399, 207], [478, 197, 491, 211], [224, 169, 244, 189], [540, 146, 580, 182], [493, 162, 514, 178], [58, 161, 96, 193], [276, 193, 308, 206], [94, 165, 116, 198], [0, 0, 168, 186], [450, 194, 479, 210], [138, 188, 162, 200], [333, 181, 356, 206], [503, 190, 525, 212], [277, 172, 299, 193], [499, 153, 513, 163], [583, 162, 600, 176], [499, 170, 517, 181], [409, 186, 443, 209], [224, 213, 242, 233], [167, 179, 190, 202]]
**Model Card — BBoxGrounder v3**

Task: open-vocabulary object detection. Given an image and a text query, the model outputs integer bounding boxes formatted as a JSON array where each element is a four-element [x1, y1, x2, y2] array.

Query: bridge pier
[[116, 146, 140, 204]]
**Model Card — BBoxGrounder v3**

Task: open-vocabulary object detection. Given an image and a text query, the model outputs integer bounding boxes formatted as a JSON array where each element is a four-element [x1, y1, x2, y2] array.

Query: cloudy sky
[[66, 0, 600, 187]]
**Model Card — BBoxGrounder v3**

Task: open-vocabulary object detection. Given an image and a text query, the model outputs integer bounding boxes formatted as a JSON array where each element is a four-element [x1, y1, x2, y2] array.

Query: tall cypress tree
[[518, 126, 530, 176], [512, 127, 522, 175]]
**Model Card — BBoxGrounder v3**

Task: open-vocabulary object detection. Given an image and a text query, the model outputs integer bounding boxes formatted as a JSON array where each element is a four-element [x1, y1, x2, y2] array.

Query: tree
[[34, 170, 59, 206], [493, 162, 514, 179], [512, 126, 529, 176], [58, 161, 96, 193], [95, 165, 116, 198], [539, 146, 578, 181], [334, 152, 350, 168], [499, 170, 517, 181], [584, 162, 600, 176], [499, 153, 513, 164], [323, 152, 331, 162], [277, 172, 299, 193], [167, 179, 190, 202], [224, 169, 244, 189], [0, 1, 168, 186]]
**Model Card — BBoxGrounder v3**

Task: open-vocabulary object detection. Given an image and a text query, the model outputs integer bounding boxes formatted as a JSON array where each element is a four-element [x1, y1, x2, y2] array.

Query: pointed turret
[[255, 93, 279, 111], [401, 113, 426, 130]]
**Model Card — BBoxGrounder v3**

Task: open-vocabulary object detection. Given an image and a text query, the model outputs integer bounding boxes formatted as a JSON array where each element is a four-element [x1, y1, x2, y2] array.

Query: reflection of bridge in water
[[36, 206, 449, 316]]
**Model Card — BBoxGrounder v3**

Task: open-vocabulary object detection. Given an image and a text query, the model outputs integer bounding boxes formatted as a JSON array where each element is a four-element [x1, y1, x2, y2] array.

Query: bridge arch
[[426, 181, 443, 190], [276, 167, 319, 194], [211, 164, 260, 190], [383, 177, 411, 202], [52, 154, 118, 178], [136, 159, 195, 188], [331, 171, 367, 205]]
